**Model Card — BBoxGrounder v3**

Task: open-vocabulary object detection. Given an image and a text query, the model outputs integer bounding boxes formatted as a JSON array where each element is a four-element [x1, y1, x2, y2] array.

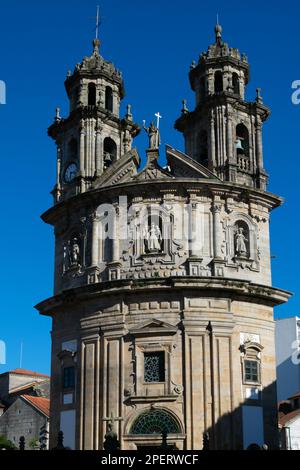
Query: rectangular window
[[63, 366, 75, 389], [244, 360, 259, 383], [144, 351, 165, 383]]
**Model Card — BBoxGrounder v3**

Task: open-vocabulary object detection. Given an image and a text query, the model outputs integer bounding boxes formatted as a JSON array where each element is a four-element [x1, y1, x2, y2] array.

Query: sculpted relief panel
[[56, 196, 267, 291]]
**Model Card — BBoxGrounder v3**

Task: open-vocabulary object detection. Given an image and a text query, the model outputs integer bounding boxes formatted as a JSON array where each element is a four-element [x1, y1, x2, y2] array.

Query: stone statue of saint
[[143, 121, 161, 149], [235, 227, 248, 256], [69, 237, 80, 266], [146, 223, 162, 252]]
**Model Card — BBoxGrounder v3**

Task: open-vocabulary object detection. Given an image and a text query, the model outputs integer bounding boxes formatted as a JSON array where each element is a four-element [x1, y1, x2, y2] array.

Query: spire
[[214, 15, 222, 45]]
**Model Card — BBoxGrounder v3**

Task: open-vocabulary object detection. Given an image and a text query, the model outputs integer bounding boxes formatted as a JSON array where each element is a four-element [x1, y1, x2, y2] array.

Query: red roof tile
[[288, 391, 300, 400], [7, 369, 49, 378], [21, 395, 50, 417], [279, 408, 300, 427]]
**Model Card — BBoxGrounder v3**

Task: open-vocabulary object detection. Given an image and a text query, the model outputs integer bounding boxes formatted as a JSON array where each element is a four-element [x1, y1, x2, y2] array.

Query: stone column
[[255, 117, 264, 170], [112, 89, 119, 117], [55, 143, 62, 203], [208, 110, 216, 170], [189, 202, 197, 257], [226, 107, 233, 163], [79, 121, 86, 192], [112, 207, 119, 263], [212, 199, 222, 260], [107, 206, 122, 281], [91, 215, 99, 266], [79, 121, 86, 175], [56, 144, 62, 188], [95, 121, 102, 177]]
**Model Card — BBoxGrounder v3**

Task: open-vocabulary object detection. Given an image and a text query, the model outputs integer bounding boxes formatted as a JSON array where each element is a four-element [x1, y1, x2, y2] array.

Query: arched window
[[105, 86, 113, 112], [103, 137, 117, 168], [234, 220, 250, 258], [235, 123, 249, 157], [68, 138, 78, 159], [198, 130, 208, 164], [88, 83, 96, 106], [214, 71, 223, 93], [130, 409, 181, 435], [232, 73, 240, 95]]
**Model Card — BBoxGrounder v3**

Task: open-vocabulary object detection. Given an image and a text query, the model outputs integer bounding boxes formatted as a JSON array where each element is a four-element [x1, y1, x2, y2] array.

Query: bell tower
[[175, 23, 269, 190], [48, 37, 139, 203]]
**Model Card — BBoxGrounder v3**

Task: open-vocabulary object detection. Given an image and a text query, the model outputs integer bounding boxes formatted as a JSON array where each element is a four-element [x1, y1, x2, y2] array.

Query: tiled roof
[[279, 408, 300, 427], [21, 395, 50, 418], [288, 391, 300, 400], [9, 382, 38, 395], [0, 368, 50, 379]]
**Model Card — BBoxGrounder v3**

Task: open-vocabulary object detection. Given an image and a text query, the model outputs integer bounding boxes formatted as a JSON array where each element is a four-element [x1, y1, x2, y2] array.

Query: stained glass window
[[144, 352, 165, 382], [130, 409, 180, 435]]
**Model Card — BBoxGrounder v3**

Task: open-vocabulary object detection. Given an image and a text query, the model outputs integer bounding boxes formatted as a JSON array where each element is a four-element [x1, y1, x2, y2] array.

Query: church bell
[[235, 139, 244, 151]]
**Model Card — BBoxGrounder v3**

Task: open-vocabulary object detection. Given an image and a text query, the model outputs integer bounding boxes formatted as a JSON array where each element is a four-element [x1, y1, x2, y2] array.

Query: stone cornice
[[48, 106, 139, 140], [35, 277, 292, 316], [175, 95, 270, 132], [41, 177, 283, 226]]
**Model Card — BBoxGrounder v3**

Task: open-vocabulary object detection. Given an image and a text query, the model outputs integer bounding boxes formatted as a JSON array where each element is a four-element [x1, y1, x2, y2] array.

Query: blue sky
[[0, 0, 299, 375]]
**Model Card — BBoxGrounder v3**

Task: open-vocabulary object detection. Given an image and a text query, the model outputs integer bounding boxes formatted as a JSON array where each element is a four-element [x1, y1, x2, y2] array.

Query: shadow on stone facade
[[203, 379, 278, 450]]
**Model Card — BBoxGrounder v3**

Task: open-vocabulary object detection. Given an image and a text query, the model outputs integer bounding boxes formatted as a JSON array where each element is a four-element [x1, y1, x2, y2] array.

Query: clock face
[[64, 163, 77, 183]]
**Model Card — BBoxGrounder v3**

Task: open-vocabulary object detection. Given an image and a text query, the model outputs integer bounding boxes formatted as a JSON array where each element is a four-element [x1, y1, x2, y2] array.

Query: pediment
[[134, 149, 171, 181], [129, 318, 178, 336], [92, 148, 140, 189], [166, 145, 221, 180]]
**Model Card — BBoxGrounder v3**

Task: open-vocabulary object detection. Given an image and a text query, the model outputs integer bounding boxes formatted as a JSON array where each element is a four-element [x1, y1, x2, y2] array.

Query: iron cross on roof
[[89, 5, 101, 39]]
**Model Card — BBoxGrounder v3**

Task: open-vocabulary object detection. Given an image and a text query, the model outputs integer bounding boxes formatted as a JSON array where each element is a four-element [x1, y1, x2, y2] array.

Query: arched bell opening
[[103, 137, 117, 169], [214, 71, 223, 93], [88, 83, 96, 106], [105, 86, 113, 112]]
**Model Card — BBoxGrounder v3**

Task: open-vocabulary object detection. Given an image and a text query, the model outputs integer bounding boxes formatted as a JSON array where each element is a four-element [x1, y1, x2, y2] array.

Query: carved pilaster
[[211, 197, 226, 277], [208, 110, 216, 171], [79, 120, 86, 193], [95, 121, 102, 177], [91, 215, 100, 266], [212, 199, 223, 260]]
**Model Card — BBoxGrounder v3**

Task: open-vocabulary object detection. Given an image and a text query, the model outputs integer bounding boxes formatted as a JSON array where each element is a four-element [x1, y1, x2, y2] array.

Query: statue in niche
[[145, 223, 162, 252], [143, 121, 160, 149], [235, 227, 248, 256], [69, 237, 81, 266]]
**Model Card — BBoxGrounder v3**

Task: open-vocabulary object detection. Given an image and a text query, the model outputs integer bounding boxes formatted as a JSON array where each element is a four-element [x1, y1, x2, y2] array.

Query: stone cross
[[102, 411, 123, 429], [155, 112, 162, 148], [155, 111, 162, 128]]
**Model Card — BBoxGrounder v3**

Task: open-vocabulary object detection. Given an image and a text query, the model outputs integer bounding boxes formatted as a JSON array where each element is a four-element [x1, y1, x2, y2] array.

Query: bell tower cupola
[[175, 23, 269, 190], [48, 36, 140, 203]]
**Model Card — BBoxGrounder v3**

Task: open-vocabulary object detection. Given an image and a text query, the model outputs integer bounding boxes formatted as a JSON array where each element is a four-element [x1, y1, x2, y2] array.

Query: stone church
[[36, 23, 291, 450]]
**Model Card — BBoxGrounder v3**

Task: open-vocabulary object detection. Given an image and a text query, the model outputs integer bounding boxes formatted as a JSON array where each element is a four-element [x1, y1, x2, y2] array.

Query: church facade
[[36, 24, 291, 450]]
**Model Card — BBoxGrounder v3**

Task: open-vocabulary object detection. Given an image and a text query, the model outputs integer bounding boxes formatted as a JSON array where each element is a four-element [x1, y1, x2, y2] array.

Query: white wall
[[276, 317, 300, 400], [283, 416, 300, 450]]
